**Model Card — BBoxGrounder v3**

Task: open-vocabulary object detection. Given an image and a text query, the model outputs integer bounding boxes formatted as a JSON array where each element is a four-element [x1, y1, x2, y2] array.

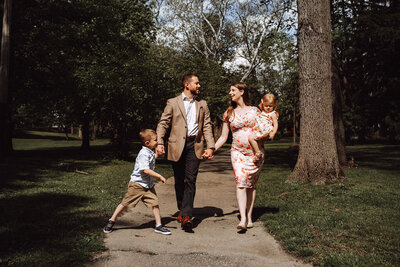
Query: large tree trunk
[[287, 0, 344, 184], [0, 0, 12, 160], [292, 107, 297, 145], [332, 49, 347, 166]]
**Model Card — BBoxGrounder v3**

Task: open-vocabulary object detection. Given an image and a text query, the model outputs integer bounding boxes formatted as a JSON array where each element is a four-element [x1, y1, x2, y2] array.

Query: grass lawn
[[1, 131, 399, 266], [256, 139, 400, 266]]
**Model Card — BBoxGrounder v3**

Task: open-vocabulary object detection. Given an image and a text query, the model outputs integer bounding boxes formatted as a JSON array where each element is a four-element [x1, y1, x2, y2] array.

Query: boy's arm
[[143, 169, 166, 184], [269, 113, 279, 139]]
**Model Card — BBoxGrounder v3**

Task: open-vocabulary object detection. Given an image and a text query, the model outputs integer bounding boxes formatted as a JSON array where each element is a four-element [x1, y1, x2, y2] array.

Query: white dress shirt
[[182, 92, 198, 137]]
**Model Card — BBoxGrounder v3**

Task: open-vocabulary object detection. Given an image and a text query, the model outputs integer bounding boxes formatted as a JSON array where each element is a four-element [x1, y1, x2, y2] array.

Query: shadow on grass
[[347, 145, 400, 171], [252, 206, 280, 221], [0, 192, 104, 266], [0, 146, 116, 189], [263, 146, 299, 170]]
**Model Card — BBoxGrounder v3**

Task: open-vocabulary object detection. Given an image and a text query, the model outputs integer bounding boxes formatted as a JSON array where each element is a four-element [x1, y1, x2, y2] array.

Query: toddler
[[248, 93, 279, 161]]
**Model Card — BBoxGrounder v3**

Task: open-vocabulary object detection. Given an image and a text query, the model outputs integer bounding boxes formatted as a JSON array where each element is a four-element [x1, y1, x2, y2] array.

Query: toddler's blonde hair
[[259, 93, 278, 111]]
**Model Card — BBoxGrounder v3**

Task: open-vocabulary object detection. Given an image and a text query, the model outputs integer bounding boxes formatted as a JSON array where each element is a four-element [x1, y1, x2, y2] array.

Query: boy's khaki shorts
[[121, 182, 159, 208]]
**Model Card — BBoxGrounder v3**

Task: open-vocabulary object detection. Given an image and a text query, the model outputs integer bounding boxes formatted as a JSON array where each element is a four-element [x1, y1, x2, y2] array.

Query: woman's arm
[[214, 122, 230, 151]]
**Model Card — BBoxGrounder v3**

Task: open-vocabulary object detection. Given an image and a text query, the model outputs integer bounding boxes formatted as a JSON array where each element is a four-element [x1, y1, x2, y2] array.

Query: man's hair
[[182, 74, 197, 88], [139, 129, 156, 145]]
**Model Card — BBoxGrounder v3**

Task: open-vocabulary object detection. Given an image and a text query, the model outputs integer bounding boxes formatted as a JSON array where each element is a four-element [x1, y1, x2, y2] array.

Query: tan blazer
[[156, 94, 215, 161]]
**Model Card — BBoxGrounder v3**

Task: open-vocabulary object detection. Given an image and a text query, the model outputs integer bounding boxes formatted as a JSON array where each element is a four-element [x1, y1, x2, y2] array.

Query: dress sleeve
[[222, 111, 229, 123], [274, 111, 279, 119]]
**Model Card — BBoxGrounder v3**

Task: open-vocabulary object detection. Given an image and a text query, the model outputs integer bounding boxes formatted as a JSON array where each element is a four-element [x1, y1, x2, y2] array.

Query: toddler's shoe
[[155, 225, 171, 235], [103, 220, 115, 233]]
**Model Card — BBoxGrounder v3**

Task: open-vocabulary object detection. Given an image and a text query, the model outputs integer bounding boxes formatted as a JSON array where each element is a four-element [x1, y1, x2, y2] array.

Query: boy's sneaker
[[154, 225, 171, 235], [103, 220, 115, 233]]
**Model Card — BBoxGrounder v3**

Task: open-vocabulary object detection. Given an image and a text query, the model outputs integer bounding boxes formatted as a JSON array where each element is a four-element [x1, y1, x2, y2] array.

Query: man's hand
[[156, 144, 165, 156], [202, 148, 214, 159]]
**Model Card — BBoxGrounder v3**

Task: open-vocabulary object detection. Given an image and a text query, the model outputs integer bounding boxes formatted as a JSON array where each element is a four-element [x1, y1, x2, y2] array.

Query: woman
[[215, 83, 264, 230]]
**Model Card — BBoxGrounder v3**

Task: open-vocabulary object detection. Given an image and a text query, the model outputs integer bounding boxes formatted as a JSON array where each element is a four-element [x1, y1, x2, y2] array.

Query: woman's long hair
[[226, 83, 250, 122]]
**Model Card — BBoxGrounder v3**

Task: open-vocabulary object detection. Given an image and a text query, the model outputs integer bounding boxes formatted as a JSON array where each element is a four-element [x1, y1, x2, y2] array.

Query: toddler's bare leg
[[248, 135, 262, 161]]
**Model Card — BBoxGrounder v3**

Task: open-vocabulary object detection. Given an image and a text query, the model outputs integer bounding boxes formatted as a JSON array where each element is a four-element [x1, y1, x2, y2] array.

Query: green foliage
[[331, 0, 400, 142], [256, 139, 400, 266], [11, 0, 156, 145]]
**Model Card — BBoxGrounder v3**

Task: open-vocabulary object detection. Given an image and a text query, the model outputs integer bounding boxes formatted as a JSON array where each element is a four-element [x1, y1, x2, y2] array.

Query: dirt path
[[90, 150, 311, 267]]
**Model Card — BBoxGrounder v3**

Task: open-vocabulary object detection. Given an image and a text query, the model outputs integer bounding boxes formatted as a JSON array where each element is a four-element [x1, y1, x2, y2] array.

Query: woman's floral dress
[[224, 106, 264, 188], [253, 111, 277, 140]]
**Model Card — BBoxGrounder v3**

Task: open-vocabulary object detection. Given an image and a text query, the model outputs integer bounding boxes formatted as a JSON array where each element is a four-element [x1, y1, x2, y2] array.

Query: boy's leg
[[104, 204, 126, 233], [153, 205, 171, 235], [110, 204, 126, 222], [152, 205, 162, 226]]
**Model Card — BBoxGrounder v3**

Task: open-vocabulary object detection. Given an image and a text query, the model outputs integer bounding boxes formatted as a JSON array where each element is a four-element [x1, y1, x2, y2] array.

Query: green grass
[[256, 139, 400, 266], [0, 131, 173, 266]]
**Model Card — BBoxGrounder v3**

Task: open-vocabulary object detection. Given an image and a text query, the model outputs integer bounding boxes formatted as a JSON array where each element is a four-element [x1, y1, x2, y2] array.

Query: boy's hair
[[259, 93, 279, 111], [182, 74, 197, 88], [139, 129, 156, 145]]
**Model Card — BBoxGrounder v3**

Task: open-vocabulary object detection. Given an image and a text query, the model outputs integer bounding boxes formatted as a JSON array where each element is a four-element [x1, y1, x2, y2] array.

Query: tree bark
[[0, 0, 12, 160], [287, 0, 344, 184], [332, 50, 347, 166], [292, 107, 296, 145]]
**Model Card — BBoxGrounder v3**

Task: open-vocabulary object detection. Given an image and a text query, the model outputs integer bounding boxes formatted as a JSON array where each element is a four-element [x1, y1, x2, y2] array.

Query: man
[[156, 74, 215, 231]]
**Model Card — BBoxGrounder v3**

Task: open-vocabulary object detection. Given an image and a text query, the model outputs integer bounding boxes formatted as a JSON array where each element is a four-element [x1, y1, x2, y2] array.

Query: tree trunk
[[292, 107, 296, 145], [91, 120, 98, 141], [0, 0, 12, 160], [332, 50, 347, 166], [78, 125, 82, 139], [287, 0, 344, 184], [116, 121, 129, 159], [81, 120, 90, 149]]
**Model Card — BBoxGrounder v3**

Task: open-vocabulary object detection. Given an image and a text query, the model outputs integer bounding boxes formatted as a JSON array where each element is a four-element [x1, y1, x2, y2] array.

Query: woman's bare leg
[[236, 187, 247, 228]]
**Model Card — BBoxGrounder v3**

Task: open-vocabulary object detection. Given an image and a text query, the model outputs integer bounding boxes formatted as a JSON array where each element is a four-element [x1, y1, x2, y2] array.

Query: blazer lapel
[[177, 94, 187, 122], [196, 100, 204, 122]]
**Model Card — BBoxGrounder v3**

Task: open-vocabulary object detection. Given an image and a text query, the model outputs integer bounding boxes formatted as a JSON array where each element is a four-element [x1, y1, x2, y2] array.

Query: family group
[[103, 74, 278, 235]]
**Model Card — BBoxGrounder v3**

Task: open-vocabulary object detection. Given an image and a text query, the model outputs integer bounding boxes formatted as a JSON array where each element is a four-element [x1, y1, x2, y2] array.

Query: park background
[[0, 0, 399, 266]]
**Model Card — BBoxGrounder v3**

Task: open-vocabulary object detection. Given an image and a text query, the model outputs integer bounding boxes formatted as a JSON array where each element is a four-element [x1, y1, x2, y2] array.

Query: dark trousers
[[172, 138, 200, 217]]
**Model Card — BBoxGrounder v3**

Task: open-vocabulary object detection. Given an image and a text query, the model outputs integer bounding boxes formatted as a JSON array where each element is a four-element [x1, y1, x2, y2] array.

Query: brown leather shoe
[[177, 211, 183, 223], [181, 216, 193, 229]]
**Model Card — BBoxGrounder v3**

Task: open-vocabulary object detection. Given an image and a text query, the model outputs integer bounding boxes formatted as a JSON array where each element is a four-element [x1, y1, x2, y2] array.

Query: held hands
[[202, 148, 214, 159], [156, 144, 165, 156]]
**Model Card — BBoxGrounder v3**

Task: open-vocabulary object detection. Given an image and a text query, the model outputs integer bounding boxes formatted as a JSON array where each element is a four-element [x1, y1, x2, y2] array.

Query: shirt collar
[[182, 92, 196, 102]]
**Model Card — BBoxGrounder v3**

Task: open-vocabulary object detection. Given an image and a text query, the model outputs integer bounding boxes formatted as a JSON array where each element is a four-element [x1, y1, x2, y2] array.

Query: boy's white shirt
[[130, 146, 156, 188]]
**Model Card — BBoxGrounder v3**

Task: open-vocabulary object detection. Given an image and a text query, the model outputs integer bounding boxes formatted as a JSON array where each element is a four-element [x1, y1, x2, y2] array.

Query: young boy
[[103, 129, 171, 235]]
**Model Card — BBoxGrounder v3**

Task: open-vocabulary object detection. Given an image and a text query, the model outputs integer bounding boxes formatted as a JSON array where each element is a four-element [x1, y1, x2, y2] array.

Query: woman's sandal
[[247, 222, 254, 228]]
